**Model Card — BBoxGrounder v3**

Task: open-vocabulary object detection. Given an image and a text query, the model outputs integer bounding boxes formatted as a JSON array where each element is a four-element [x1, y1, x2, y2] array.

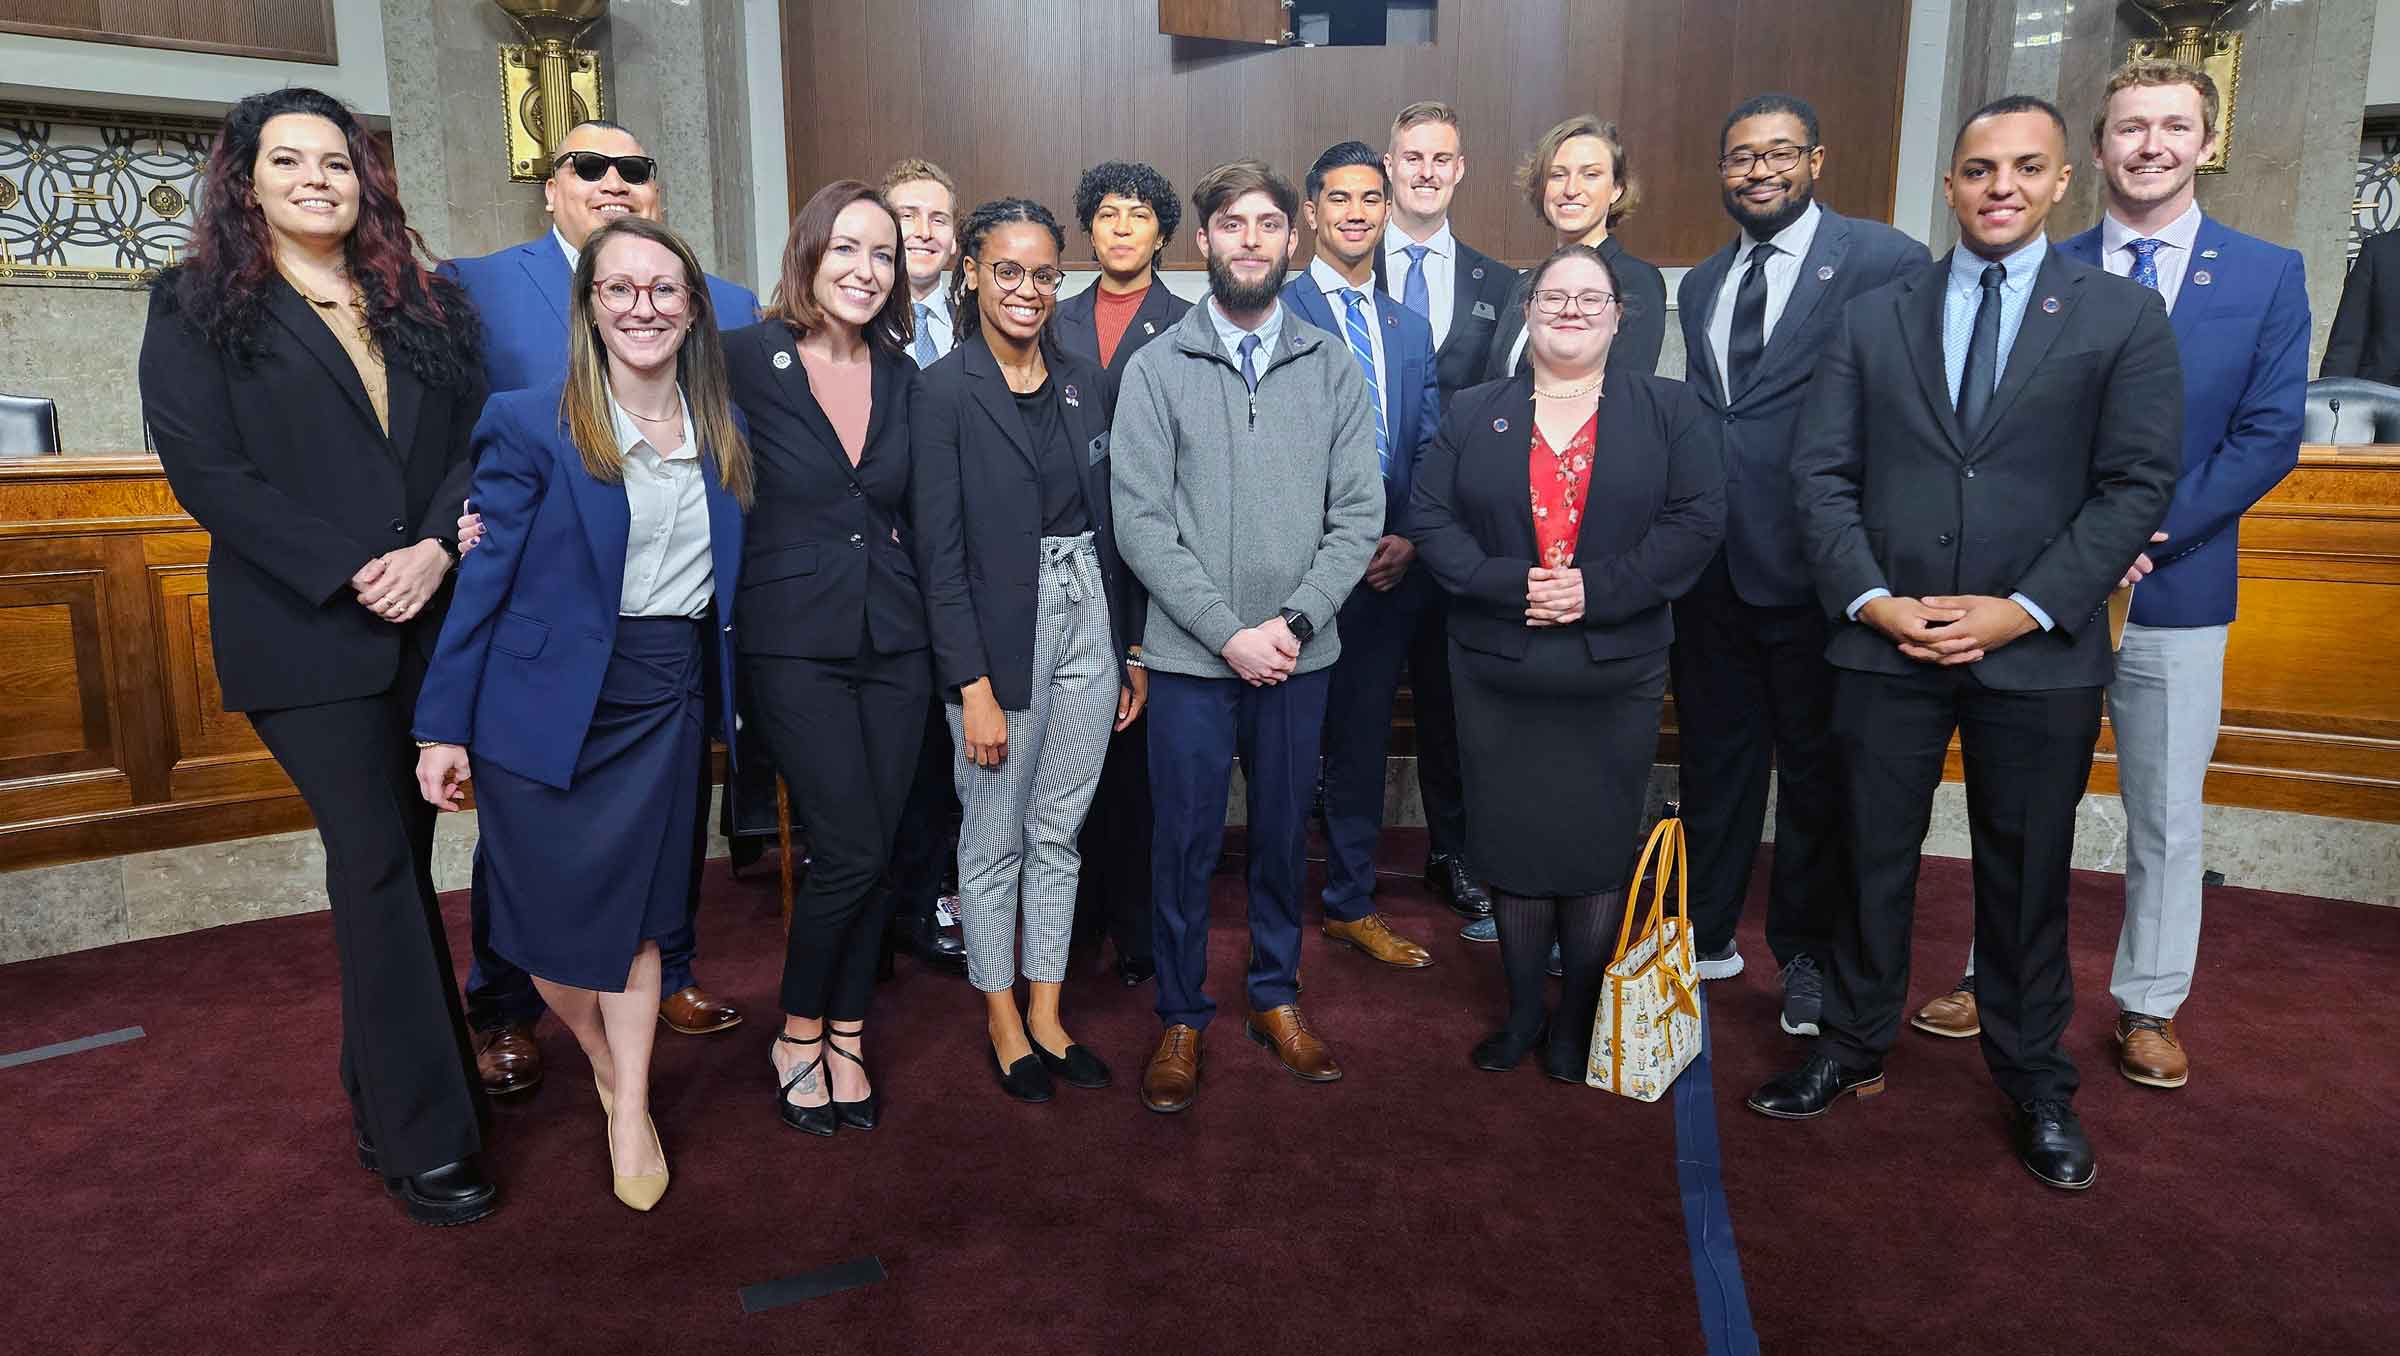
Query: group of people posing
[[138, 54, 2304, 1227]]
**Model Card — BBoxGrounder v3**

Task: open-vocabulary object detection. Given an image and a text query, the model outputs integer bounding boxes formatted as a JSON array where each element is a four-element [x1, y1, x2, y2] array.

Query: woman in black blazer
[[913, 199, 1146, 1102], [1412, 244, 1724, 1081], [136, 88, 494, 1224], [726, 180, 929, 1137], [1485, 115, 1668, 380]]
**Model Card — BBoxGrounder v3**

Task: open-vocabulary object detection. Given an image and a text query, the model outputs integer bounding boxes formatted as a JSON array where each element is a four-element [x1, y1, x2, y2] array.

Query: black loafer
[[994, 1049, 1054, 1103], [1471, 1021, 1547, 1073], [383, 1156, 499, 1227], [1426, 854, 1494, 919], [1116, 955, 1156, 987], [2012, 1099, 2097, 1190], [1034, 1041, 1113, 1089], [354, 1126, 378, 1175], [1746, 1053, 1886, 1120]]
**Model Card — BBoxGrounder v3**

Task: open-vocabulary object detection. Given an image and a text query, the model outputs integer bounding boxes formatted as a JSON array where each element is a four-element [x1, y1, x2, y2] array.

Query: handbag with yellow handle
[[1586, 817, 1704, 1101]]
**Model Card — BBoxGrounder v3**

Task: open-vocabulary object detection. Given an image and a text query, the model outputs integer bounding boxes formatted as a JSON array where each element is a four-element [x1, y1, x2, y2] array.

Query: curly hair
[[1071, 161, 1182, 255], [946, 197, 1066, 346], [165, 86, 479, 388]]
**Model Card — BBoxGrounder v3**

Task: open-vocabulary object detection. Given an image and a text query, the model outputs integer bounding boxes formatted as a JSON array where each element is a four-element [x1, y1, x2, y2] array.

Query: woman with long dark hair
[[724, 181, 929, 1136], [413, 217, 752, 1211], [914, 199, 1146, 1102], [1485, 115, 1668, 380], [136, 87, 494, 1224]]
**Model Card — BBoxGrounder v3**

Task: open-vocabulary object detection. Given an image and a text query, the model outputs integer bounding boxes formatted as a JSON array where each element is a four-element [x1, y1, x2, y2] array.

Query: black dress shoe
[[1470, 1021, 1547, 1073], [993, 1048, 1054, 1103], [1746, 1053, 1886, 1120], [354, 1126, 378, 1174], [896, 916, 968, 974], [1034, 1040, 1113, 1089], [383, 1156, 499, 1227], [1426, 854, 1493, 919], [1117, 954, 1157, 987], [2011, 1099, 2097, 1190]]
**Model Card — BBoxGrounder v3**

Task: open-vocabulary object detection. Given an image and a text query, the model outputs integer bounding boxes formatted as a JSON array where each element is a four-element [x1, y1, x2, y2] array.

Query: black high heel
[[827, 1023, 879, 1131], [774, 1033, 836, 1136]]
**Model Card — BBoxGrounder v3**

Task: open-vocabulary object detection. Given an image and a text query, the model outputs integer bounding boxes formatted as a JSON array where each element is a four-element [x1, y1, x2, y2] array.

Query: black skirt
[[1450, 634, 1667, 897], [475, 616, 704, 992]]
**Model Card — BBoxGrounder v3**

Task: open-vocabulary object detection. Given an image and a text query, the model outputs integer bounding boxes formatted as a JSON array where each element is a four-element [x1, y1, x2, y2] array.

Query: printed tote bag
[[1586, 817, 1703, 1101]]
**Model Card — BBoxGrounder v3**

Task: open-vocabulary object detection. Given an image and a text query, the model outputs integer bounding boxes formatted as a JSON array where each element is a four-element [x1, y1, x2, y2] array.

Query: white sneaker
[[1696, 945, 1745, 981]]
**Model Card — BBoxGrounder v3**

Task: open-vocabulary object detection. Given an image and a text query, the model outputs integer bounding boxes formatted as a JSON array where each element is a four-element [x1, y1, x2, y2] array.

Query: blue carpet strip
[[740, 1257, 887, 1313], [1672, 991, 1760, 1356], [0, 1026, 144, 1070]]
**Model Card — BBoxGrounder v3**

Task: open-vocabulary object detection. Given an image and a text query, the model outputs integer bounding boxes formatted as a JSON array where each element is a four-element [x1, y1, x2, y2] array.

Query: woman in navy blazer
[[723, 180, 929, 1138], [415, 218, 753, 1212]]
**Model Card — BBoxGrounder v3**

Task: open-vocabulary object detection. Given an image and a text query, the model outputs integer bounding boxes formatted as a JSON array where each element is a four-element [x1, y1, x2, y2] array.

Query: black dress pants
[[1817, 665, 2100, 1104], [1405, 587, 1468, 860], [747, 648, 930, 1021], [1074, 706, 1154, 965], [246, 650, 483, 1179], [1667, 554, 1849, 966], [882, 698, 960, 934]]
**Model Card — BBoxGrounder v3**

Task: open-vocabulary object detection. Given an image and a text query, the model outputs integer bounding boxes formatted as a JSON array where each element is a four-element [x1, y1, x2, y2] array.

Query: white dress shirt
[[910, 288, 956, 366], [1207, 296, 1285, 370], [2100, 200, 2203, 314], [611, 389, 715, 618], [1381, 219, 1456, 347], [1311, 256, 1388, 397], [554, 226, 580, 270], [1705, 200, 1823, 392]]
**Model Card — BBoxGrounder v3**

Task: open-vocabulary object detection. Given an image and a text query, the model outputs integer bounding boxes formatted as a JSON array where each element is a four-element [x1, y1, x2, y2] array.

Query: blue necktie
[[1400, 243, 1431, 322], [1237, 332, 1261, 393], [1340, 289, 1390, 477], [2128, 238, 2165, 293], [912, 302, 938, 368]]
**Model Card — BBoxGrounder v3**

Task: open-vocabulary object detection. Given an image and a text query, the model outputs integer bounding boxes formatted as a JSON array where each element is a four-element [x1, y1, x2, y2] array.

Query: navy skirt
[[476, 616, 704, 992]]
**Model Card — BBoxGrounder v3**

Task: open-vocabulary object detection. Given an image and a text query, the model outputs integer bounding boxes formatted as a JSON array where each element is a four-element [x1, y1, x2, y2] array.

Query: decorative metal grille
[[0, 102, 216, 288], [2349, 123, 2400, 270]]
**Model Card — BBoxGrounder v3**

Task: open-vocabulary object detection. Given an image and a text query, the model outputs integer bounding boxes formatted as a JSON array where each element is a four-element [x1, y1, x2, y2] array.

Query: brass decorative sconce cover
[[2127, 1, 2241, 175], [496, 0, 610, 183]]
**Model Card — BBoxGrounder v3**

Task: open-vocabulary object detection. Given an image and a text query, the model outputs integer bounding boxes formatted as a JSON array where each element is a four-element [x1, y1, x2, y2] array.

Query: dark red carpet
[[5, 835, 2397, 1354]]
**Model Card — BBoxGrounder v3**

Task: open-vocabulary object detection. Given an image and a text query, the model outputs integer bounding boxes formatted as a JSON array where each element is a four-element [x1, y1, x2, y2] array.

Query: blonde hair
[[2093, 58, 2219, 146], [878, 156, 956, 203], [1390, 100, 1462, 144], [1517, 114, 1639, 230]]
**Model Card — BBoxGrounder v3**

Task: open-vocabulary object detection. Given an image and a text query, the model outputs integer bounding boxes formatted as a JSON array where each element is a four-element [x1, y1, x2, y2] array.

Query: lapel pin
[[1142, 321, 1155, 335], [2201, 248, 2220, 259], [1817, 265, 1836, 281], [772, 350, 792, 369], [2041, 296, 2062, 314], [1493, 417, 1509, 433], [2192, 270, 2213, 286], [1472, 266, 1485, 279], [1063, 383, 1081, 408]]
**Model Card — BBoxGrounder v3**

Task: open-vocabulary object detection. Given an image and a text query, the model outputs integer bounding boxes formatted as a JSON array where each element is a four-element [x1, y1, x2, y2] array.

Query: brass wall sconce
[[2127, 1, 2242, 175], [496, 0, 610, 183]]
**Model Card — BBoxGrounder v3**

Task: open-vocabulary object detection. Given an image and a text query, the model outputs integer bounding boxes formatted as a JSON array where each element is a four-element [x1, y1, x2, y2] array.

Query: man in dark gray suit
[[1746, 96, 2181, 1192], [1669, 93, 1929, 1037]]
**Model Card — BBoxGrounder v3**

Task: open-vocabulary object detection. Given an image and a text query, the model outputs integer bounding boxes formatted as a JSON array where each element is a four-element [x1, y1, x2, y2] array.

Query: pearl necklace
[[1534, 371, 1605, 399]]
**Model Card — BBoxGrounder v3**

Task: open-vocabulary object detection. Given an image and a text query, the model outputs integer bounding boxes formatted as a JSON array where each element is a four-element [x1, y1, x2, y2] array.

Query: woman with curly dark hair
[[136, 87, 495, 1225]]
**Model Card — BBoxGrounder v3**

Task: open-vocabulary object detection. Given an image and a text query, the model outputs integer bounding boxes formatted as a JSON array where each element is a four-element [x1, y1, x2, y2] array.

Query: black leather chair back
[[0, 392, 62, 456], [2303, 377, 2400, 445]]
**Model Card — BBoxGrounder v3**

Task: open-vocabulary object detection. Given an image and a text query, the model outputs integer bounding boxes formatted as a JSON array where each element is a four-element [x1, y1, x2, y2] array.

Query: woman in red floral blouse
[[1410, 244, 1726, 1079]]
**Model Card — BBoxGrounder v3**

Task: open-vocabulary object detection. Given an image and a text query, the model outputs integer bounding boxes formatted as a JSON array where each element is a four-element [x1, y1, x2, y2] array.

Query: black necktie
[[1956, 262, 2005, 433], [1725, 241, 1774, 394]]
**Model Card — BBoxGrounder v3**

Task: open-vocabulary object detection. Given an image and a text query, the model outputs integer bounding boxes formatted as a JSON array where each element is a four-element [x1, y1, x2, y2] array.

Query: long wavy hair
[[946, 197, 1067, 350], [562, 217, 754, 508], [763, 179, 912, 355], [163, 86, 479, 387]]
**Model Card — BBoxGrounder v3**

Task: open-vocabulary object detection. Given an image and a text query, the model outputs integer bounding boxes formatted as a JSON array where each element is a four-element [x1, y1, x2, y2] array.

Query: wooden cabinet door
[[1158, 0, 1291, 45]]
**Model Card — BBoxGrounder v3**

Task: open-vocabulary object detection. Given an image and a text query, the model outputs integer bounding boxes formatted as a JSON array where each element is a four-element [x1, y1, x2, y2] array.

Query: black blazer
[[2321, 229, 2400, 384], [1370, 232, 1522, 395], [1051, 277, 1191, 401], [1485, 235, 1668, 381], [137, 270, 485, 712], [1676, 209, 1931, 608], [912, 337, 1145, 710], [1791, 248, 2182, 691], [1410, 372, 1725, 663], [723, 320, 928, 659]]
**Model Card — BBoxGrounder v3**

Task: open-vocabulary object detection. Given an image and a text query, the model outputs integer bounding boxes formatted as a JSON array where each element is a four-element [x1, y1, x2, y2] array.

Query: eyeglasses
[[982, 259, 1066, 295], [1532, 289, 1618, 318], [1717, 145, 1816, 177], [554, 151, 658, 186], [593, 276, 690, 315]]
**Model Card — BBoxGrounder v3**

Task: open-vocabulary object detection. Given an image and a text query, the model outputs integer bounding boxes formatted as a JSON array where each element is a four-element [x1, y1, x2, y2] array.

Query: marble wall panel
[[0, 284, 149, 452], [0, 857, 126, 964]]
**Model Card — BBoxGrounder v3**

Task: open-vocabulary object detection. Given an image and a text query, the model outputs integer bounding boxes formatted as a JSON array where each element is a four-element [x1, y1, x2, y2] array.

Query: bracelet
[[1122, 655, 1146, 670], [414, 739, 444, 749]]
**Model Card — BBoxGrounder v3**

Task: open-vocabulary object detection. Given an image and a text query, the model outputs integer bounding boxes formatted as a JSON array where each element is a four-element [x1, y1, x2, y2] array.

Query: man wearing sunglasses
[[440, 119, 761, 1101]]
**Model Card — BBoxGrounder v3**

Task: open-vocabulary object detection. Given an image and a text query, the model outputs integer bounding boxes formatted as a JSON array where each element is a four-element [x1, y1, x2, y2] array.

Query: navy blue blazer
[[1279, 273, 1442, 538], [440, 235, 761, 394], [2057, 217, 2308, 627], [414, 382, 746, 789]]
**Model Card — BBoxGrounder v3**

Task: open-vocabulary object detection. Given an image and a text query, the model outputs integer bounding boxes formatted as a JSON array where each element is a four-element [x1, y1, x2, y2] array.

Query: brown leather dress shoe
[[1245, 1004, 1342, 1082], [659, 986, 743, 1035], [2116, 1011, 2188, 1088], [1141, 1025, 1202, 1114], [1910, 979, 1980, 1039], [1321, 913, 1433, 969], [475, 1021, 542, 1096]]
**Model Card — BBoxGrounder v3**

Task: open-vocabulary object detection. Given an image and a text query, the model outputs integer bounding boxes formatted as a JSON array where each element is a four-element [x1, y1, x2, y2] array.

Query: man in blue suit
[[441, 119, 760, 1095], [1281, 140, 1442, 969], [1920, 62, 2306, 1093]]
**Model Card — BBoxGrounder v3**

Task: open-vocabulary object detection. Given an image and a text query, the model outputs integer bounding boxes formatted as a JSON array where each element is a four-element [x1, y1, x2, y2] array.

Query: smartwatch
[[1277, 608, 1314, 644]]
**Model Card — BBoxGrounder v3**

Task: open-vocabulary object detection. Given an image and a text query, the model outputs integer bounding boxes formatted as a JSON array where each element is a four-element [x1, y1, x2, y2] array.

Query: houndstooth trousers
[[947, 534, 1121, 992]]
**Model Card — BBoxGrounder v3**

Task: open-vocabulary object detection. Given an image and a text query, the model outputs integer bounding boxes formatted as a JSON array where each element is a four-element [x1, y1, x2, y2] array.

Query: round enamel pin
[[1817, 265, 1835, 281], [1493, 417, 1510, 433], [772, 350, 792, 369], [2192, 270, 2213, 286], [2041, 296, 2061, 314], [1063, 383, 1081, 408]]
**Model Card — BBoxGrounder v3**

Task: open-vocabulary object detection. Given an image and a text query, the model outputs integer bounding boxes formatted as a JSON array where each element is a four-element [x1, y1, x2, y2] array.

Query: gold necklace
[[282, 268, 375, 351], [1534, 371, 1605, 399], [624, 401, 682, 421]]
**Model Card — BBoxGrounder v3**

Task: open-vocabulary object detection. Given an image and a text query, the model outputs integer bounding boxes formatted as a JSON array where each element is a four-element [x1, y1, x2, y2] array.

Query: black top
[[2323, 228, 2400, 383], [1015, 377, 1092, 537], [1052, 278, 1193, 402]]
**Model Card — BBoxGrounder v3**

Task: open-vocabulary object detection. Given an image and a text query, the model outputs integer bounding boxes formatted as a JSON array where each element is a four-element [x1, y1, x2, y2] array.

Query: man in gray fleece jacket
[[1110, 160, 1383, 1114]]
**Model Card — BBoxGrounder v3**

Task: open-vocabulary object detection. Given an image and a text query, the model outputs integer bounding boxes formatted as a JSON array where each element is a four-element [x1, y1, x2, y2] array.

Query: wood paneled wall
[[779, 0, 1912, 271], [0, 0, 336, 65]]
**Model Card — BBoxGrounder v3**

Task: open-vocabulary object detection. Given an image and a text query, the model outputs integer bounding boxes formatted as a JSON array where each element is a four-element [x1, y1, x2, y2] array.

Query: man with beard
[[1111, 160, 1383, 1113], [1669, 93, 1928, 1038]]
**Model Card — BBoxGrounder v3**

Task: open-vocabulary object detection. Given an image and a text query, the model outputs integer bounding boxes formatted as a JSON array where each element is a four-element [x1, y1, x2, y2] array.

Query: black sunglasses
[[553, 151, 658, 186]]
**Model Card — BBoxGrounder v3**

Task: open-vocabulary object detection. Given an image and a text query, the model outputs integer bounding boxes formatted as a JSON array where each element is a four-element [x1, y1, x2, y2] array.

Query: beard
[[1724, 177, 1816, 240], [1205, 247, 1285, 313]]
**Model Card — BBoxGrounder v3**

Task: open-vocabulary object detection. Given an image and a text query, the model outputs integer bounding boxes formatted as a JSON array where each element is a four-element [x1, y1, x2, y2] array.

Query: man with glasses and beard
[[1111, 160, 1383, 1114], [1670, 93, 1928, 1039], [442, 119, 759, 1099]]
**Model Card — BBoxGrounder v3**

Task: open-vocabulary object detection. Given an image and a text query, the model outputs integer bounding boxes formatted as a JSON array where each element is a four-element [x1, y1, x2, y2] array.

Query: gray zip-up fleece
[[1109, 299, 1383, 679]]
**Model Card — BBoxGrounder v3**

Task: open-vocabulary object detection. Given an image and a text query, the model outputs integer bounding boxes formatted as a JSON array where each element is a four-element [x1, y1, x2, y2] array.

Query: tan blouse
[[284, 272, 389, 434]]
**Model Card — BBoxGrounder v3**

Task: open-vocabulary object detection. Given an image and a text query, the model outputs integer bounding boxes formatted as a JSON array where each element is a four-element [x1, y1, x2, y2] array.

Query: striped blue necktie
[[1340, 289, 1390, 478]]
